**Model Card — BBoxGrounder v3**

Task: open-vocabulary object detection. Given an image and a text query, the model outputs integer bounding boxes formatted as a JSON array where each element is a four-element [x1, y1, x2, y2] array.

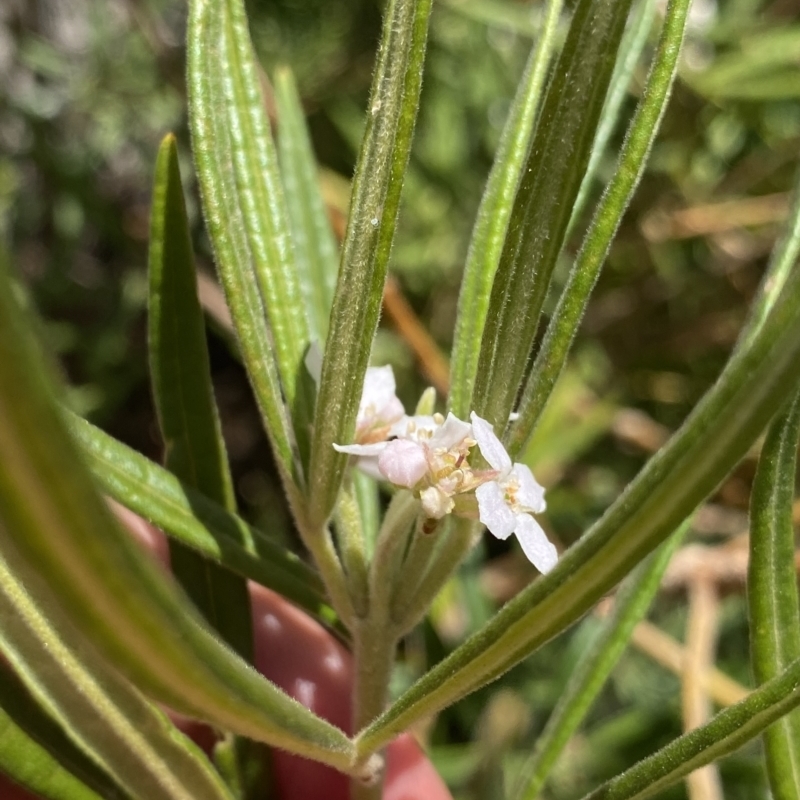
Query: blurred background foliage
[[2, 0, 800, 797]]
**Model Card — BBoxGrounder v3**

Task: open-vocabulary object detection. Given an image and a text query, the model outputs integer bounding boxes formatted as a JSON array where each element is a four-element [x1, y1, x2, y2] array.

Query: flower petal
[[470, 413, 512, 473], [378, 439, 429, 488], [430, 413, 472, 451], [513, 464, 546, 513], [361, 365, 397, 410], [475, 481, 516, 539], [333, 442, 388, 456], [514, 514, 558, 573]]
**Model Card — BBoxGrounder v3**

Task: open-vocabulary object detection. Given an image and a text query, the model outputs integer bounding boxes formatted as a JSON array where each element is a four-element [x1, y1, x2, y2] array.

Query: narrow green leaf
[[509, 0, 691, 455], [748, 386, 800, 799], [65, 412, 339, 632], [0, 718, 103, 800], [307, 0, 433, 528], [0, 536, 234, 800], [0, 669, 115, 800], [449, 0, 564, 420], [579, 657, 800, 800], [738, 166, 800, 350], [471, 0, 635, 429], [0, 263, 358, 774], [514, 524, 688, 800], [274, 66, 339, 344], [356, 236, 800, 754], [567, 0, 658, 238], [216, 0, 317, 471], [148, 134, 252, 660], [186, 0, 302, 490]]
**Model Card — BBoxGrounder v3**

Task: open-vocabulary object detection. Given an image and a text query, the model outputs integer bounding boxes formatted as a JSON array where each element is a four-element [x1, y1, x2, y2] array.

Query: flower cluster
[[334, 367, 557, 574]]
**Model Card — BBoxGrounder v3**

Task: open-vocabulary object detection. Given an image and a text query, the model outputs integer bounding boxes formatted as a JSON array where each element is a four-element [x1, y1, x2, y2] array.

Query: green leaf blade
[[748, 387, 800, 799], [471, 0, 635, 428], [148, 134, 252, 660], [0, 537, 234, 800], [0, 667, 130, 800], [0, 712, 106, 800], [187, 0, 300, 490], [0, 262, 357, 774], [274, 66, 339, 344], [449, 0, 564, 420], [510, 0, 692, 455], [307, 0, 433, 528], [65, 413, 339, 634]]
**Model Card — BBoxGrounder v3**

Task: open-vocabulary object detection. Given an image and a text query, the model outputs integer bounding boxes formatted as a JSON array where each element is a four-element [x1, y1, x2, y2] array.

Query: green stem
[[296, 521, 356, 631], [392, 518, 478, 636], [369, 492, 420, 615], [333, 486, 370, 618], [350, 617, 398, 800]]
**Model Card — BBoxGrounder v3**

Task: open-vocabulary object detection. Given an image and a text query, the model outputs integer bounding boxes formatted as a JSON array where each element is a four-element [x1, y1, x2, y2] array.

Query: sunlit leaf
[[748, 386, 800, 799], [148, 134, 252, 659], [274, 66, 339, 344], [0, 259, 357, 773], [307, 0, 433, 529], [471, 0, 635, 428]]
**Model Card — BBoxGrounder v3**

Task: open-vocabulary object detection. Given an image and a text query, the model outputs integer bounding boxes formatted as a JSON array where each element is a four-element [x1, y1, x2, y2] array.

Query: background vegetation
[[2, 0, 799, 796]]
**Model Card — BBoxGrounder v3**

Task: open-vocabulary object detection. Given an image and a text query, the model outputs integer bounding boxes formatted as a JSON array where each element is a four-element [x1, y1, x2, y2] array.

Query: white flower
[[470, 413, 557, 574], [354, 366, 406, 442], [333, 366, 406, 478], [377, 413, 477, 518]]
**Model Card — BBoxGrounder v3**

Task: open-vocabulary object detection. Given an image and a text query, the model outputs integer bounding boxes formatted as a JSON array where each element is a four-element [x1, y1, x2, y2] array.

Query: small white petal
[[420, 486, 454, 519], [361, 366, 397, 410], [357, 366, 405, 433], [514, 514, 558, 573], [378, 439, 429, 488], [513, 463, 546, 513], [333, 442, 388, 456], [476, 481, 516, 539], [430, 412, 472, 450], [470, 413, 512, 473]]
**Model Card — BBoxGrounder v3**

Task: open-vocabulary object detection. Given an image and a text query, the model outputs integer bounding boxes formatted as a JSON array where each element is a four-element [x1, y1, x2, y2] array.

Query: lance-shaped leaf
[[0, 536, 234, 800], [307, 0, 433, 528], [509, 0, 691, 455], [65, 413, 338, 631], [356, 232, 800, 755], [187, 0, 304, 489], [448, 0, 564, 420], [0, 264, 358, 774], [470, 0, 635, 429], [514, 524, 687, 800], [748, 386, 800, 799], [274, 66, 339, 344], [0, 668, 118, 800], [148, 134, 252, 660], [738, 166, 800, 350], [0, 715, 103, 800], [566, 0, 658, 239], [578, 657, 800, 800]]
